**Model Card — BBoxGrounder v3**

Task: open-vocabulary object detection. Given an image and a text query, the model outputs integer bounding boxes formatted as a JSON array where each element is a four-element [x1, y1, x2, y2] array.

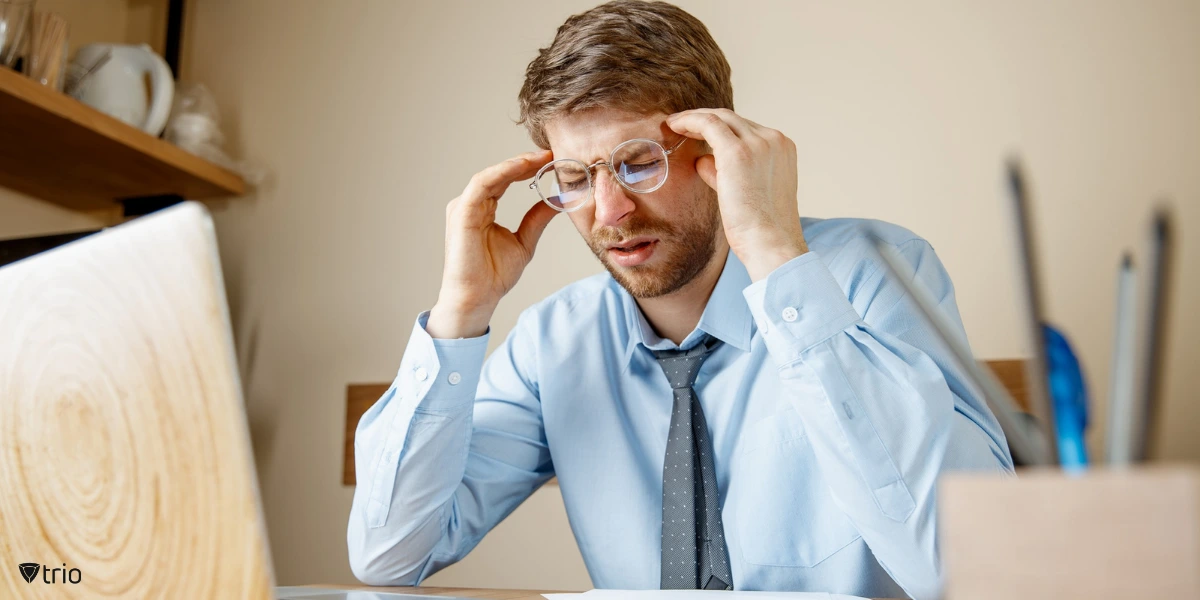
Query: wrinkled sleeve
[[347, 309, 552, 585], [742, 241, 1014, 600]]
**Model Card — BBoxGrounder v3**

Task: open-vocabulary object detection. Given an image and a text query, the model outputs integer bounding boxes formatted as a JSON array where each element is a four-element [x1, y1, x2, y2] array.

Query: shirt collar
[[620, 249, 755, 366]]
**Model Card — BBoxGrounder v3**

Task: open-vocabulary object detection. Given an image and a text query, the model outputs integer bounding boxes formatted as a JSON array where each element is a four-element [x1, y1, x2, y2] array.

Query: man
[[348, 2, 1012, 598]]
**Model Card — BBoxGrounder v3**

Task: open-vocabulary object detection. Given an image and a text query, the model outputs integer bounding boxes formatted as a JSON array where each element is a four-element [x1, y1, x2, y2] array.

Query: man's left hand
[[666, 108, 808, 282]]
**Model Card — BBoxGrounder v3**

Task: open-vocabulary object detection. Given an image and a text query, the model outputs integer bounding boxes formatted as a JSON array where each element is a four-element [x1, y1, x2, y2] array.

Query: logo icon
[[18, 563, 40, 584]]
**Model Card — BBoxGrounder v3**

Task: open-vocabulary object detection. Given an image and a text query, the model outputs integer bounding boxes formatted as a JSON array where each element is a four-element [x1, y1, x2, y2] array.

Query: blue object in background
[[1043, 324, 1090, 472]]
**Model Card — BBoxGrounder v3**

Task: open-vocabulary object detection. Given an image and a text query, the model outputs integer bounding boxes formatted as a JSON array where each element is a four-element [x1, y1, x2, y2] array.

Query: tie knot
[[651, 335, 722, 389]]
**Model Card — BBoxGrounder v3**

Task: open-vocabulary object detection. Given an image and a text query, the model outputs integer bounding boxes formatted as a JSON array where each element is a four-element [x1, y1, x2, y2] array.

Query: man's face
[[544, 108, 723, 299]]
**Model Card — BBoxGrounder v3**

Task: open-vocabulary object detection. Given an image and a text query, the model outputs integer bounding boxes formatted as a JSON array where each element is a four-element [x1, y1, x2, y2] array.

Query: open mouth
[[606, 239, 659, 267], [612, 241, 653, 253]]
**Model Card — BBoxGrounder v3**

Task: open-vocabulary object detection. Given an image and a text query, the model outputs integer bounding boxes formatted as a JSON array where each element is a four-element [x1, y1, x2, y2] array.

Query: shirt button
[[782, 306, 799, 322], [448, 372, 462, 385], [414, 366, 428, 381]]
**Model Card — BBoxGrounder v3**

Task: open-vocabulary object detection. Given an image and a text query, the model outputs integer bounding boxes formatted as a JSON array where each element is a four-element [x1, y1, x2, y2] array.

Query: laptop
[[0, 203, 468, 600]]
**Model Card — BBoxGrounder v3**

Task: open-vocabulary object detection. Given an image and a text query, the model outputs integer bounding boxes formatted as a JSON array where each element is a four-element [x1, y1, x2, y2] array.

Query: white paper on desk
[[543, 591, 868, 600]]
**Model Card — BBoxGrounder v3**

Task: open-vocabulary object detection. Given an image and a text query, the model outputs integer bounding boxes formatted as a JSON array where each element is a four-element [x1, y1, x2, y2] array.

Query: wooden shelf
[[0, 66, 245, 211]]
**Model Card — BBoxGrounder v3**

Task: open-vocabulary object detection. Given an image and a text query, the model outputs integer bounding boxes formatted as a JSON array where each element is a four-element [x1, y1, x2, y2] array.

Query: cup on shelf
[[27, 10, 67, 89], [0, 0, 35, 69]]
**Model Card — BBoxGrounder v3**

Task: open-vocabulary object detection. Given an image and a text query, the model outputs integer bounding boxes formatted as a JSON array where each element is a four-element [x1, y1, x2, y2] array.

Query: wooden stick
[[28, 11, 68, 89]]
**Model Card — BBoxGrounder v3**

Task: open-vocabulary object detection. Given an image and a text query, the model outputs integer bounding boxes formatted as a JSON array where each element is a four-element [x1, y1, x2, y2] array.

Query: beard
[[585, 186, 722, 299]]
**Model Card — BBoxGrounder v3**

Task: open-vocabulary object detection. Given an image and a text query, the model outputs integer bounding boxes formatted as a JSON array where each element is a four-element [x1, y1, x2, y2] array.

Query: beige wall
[[4, 0, 1198, 591]]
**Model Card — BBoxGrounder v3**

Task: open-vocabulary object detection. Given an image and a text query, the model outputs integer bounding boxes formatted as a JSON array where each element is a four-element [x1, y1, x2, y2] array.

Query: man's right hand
[[426, 150, 559, 339]]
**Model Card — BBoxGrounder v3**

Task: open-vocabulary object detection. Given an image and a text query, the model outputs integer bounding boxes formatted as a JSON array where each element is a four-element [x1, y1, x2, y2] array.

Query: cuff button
[[781, 306, 799, 322]]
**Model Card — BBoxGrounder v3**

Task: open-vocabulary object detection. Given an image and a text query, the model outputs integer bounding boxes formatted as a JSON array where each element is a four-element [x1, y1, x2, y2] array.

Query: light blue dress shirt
[[347, 217, 1014, 600]]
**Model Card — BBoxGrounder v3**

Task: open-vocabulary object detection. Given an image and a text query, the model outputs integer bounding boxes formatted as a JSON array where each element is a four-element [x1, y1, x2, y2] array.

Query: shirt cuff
[[742, 252, 863, 359], [396, 310, 490, 412]]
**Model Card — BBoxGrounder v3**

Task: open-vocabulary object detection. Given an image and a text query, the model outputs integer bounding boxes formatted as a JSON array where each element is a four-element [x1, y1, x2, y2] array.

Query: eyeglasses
[[529, 137, 688, 213]]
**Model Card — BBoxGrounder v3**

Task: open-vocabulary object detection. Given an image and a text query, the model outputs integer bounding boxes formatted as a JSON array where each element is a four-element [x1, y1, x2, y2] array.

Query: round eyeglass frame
[[528, 137, 688, 213]]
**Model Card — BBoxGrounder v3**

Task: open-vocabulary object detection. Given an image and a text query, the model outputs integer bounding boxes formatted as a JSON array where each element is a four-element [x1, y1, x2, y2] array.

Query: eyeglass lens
[[536, 140, 669, 211]]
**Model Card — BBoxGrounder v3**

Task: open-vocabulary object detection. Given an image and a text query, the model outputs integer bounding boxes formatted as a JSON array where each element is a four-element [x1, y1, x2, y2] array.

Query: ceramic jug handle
[[134, 44, 175, 137]]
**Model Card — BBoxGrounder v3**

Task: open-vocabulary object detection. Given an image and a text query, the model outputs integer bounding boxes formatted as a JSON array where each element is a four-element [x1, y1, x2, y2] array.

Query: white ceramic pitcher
[[70, 43, 174, 137]]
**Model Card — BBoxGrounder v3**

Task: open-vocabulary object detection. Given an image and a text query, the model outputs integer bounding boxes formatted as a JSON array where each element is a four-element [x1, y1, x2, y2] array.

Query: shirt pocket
[[735, 412, 862, 568]]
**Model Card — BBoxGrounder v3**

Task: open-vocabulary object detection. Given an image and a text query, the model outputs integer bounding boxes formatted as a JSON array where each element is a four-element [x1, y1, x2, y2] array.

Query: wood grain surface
[[0, 203, 274, 598], [0, 66, 245, 210], [343, 362, 1029, 486]]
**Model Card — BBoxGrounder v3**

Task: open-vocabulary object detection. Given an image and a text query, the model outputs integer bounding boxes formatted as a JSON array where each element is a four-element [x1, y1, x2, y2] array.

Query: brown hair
[[517, 0, 734, 149]]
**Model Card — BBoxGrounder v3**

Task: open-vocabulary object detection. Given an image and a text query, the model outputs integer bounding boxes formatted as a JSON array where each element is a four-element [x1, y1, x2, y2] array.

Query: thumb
[[516, 200, 559, 255], [694, 154, 718, 190]]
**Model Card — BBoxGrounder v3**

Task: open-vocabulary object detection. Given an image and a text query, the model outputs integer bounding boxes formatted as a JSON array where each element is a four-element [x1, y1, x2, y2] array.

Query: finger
[[694, 153, 718, 190], [738, 117, 790, 147], [668, 108, 756, 138], [665, 111, 743, 152], [515, 199, 560, 255], [733, 113, 768, 132], [464, 150, 554, 205]]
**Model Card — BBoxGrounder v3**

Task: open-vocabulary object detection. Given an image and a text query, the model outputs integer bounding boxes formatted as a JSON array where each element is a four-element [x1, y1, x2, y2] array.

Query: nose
[[591, 167, 635, 227]]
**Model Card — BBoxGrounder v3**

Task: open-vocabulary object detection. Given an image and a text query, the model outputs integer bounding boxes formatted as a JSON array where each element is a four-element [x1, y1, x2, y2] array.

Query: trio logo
[[16, 562, 82, 585], [18, 563, 39, 583]]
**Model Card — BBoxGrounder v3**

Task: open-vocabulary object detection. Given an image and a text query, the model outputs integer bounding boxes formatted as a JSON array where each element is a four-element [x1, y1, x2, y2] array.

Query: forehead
[[544, 108, 670, 163]]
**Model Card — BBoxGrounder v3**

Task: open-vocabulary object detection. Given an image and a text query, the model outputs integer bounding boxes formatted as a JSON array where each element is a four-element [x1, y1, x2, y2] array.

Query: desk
[[301, 585, 899, 599], [303, 586, 561, 599]]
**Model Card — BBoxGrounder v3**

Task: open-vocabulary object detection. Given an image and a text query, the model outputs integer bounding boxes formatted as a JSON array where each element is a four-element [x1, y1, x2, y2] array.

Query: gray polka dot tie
[[653, 334, 733, 590]]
